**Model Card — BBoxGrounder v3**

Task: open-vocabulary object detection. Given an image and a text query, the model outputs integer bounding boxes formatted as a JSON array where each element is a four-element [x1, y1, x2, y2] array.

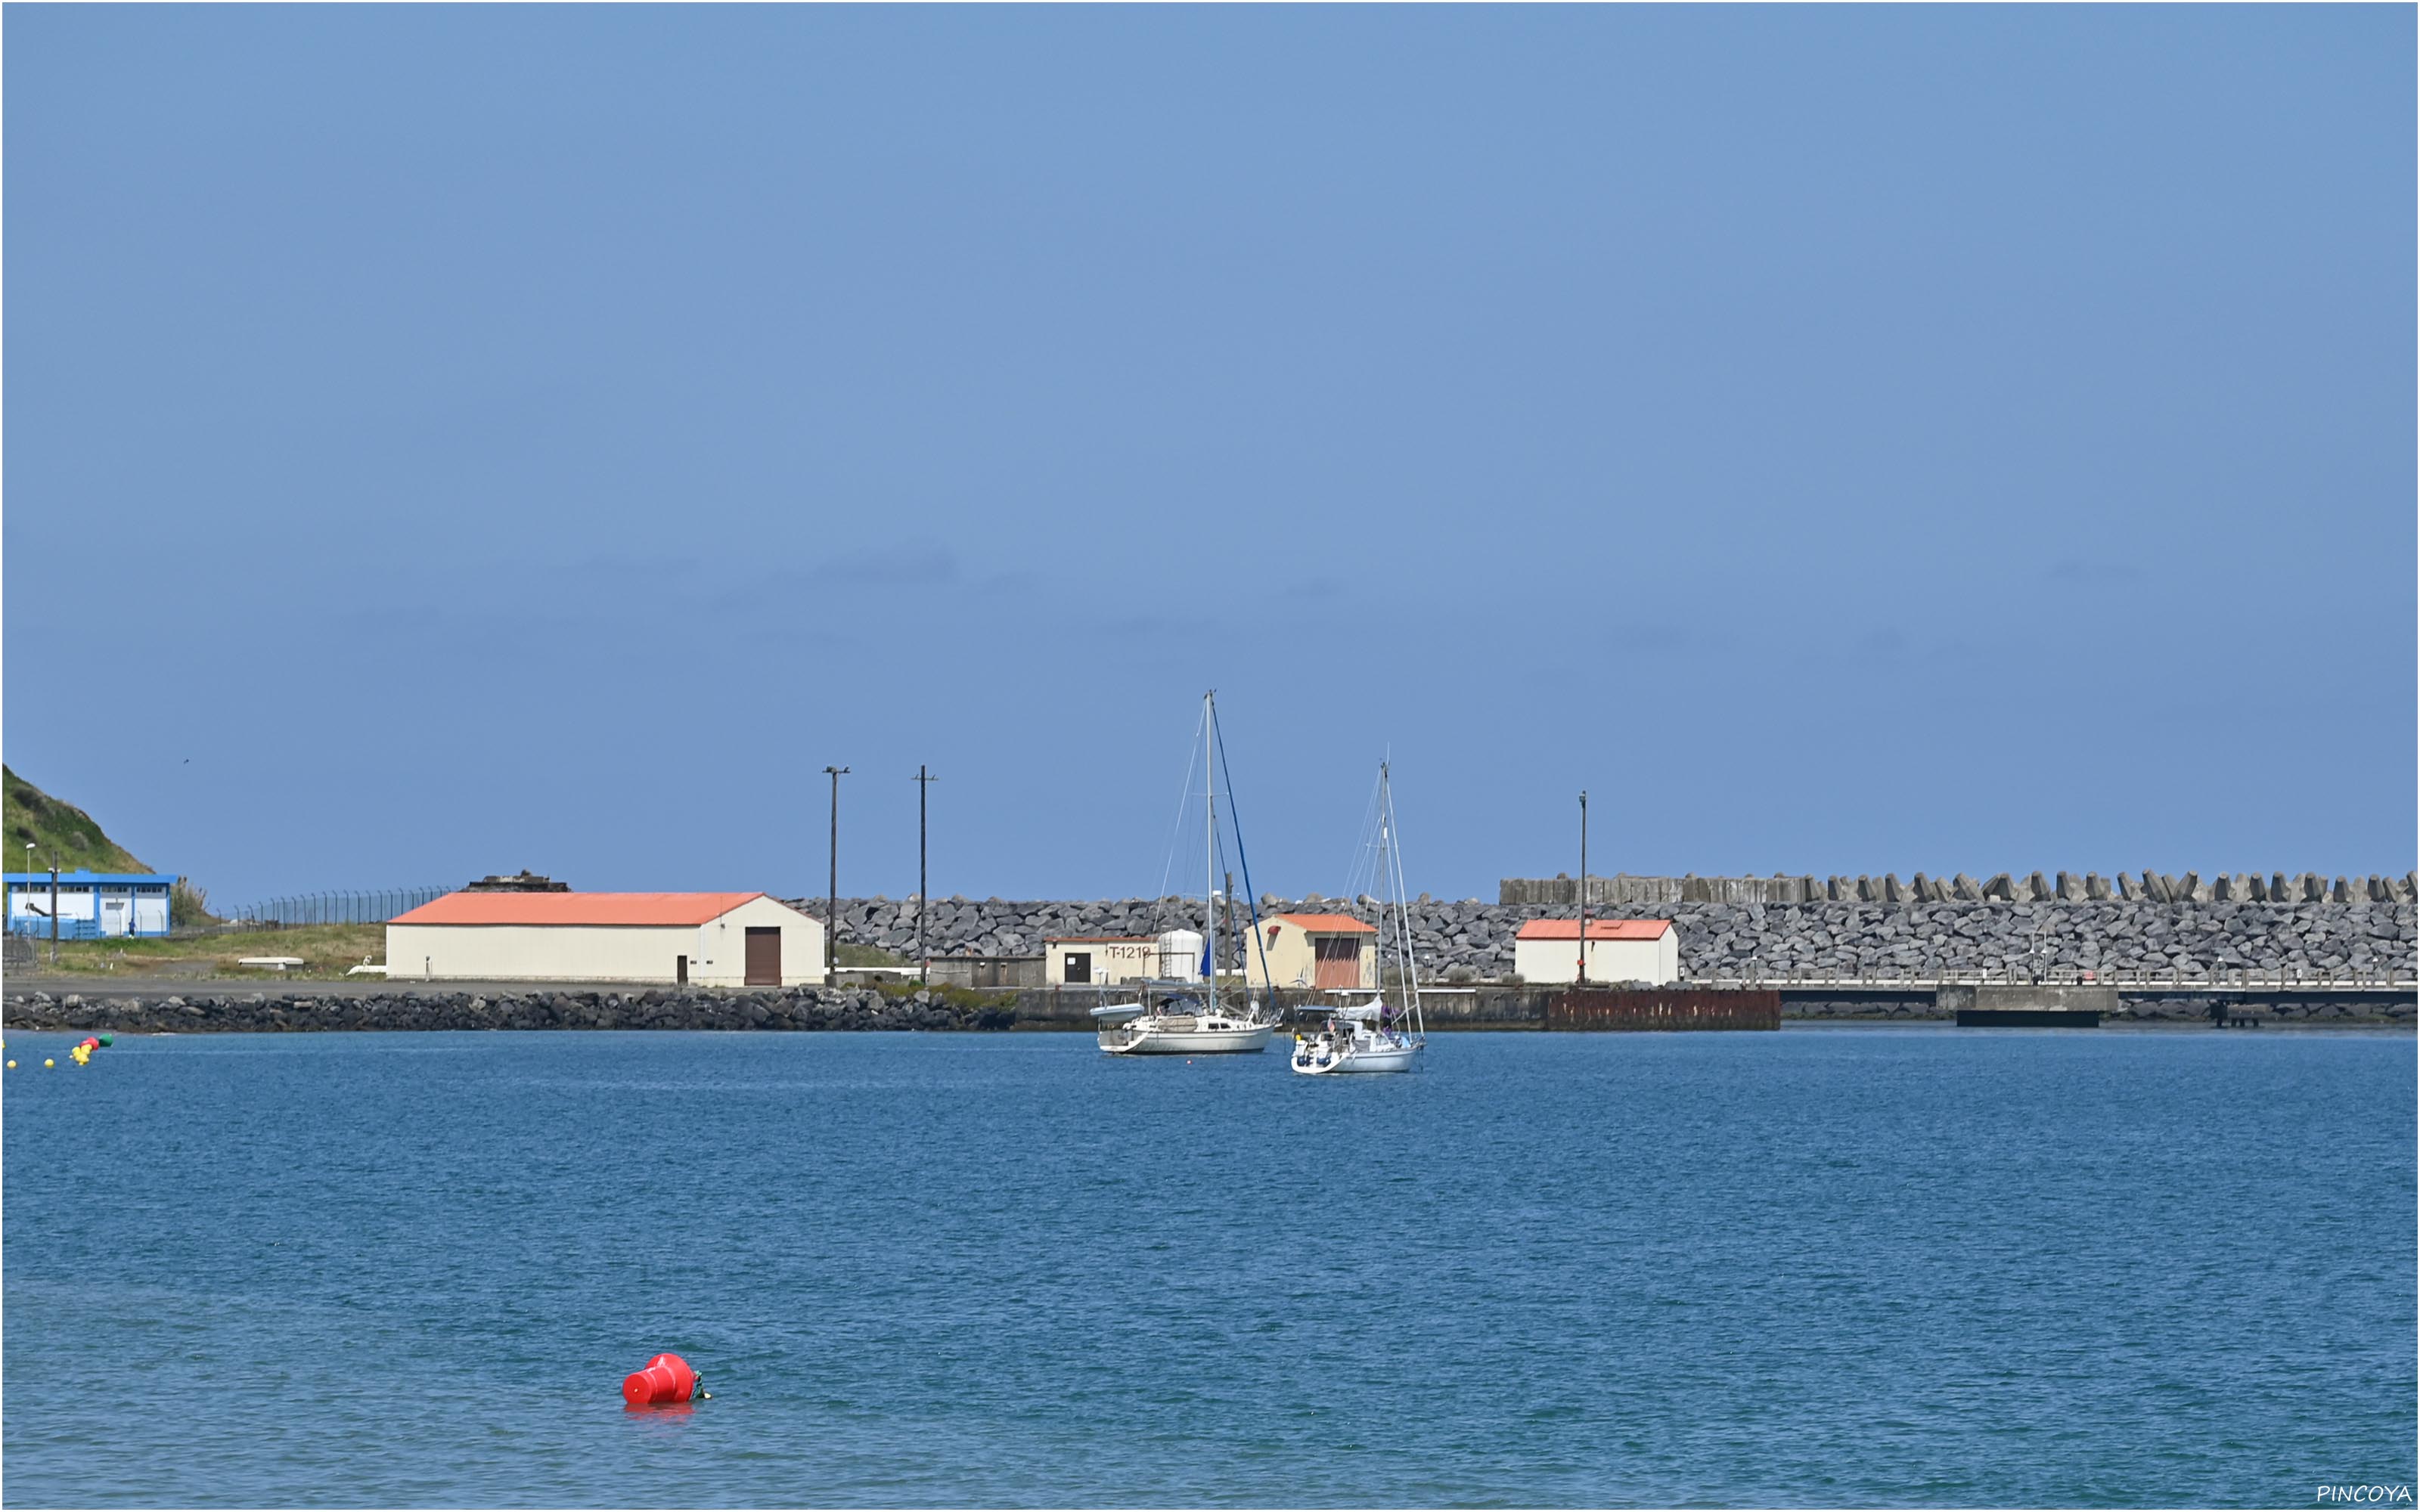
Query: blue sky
[[5, 5, 2412, 906]]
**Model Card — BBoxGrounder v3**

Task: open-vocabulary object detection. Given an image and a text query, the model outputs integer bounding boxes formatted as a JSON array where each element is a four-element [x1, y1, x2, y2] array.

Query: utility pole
[[913, 765, 939, 984], [50, 859, 60, 966], [1576, 791, 1588, 987], [1222, 869, 1236, 982], [824, 766, 849, 984]]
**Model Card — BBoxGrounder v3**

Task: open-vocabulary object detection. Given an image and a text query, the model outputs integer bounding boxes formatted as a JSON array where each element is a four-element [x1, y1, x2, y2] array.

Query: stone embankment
[[4, 986, 1011, 1035], [804, 894, 2417, 982]]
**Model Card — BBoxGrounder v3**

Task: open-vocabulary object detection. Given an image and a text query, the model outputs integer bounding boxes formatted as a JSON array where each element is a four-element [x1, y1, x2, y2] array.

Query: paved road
[[2, 975, 694, 998]]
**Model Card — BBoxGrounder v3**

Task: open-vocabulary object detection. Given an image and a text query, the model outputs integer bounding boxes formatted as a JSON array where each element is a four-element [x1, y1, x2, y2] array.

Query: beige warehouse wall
[[1044, 939, 1163, 987], [387, 923, 706, 984], [1256, 925, 1314, 989], [695, 895, 827, 986], [1252, 923, 1376, 991]]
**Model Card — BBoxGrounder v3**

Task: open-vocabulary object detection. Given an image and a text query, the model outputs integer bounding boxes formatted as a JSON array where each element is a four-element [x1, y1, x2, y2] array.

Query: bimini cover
[[1334, 999, 1390, 1021], [1154, 929, 1205, 982]]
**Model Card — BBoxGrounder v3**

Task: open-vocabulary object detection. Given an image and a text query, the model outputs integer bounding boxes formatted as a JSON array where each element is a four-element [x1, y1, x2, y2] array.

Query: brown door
[[676, 955, 688, 985], [745, 928, 781, 986], [1314, 935, 1361, 989]]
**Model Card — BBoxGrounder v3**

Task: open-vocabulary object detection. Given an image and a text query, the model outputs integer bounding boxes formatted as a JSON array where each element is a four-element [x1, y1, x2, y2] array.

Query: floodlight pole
[[913, 766, 939, 984]]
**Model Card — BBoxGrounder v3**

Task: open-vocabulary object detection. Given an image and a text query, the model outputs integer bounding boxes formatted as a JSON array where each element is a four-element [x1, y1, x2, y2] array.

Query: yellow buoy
[[5, 1061, 14, 1070], [44, 1058, 54, 1068]]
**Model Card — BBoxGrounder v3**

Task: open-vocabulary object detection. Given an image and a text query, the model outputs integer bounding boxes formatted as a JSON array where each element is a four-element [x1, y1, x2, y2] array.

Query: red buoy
[[620, 1352, 700, 1406]]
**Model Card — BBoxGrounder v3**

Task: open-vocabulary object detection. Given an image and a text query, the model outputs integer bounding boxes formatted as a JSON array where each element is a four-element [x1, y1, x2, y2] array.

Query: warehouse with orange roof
[[386, 890, 827, 987]]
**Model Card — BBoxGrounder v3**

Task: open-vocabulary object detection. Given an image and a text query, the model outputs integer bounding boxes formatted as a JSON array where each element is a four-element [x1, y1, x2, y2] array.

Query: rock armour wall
[[1502, 871, 2420, 906], [801, 894, 2417, 981]]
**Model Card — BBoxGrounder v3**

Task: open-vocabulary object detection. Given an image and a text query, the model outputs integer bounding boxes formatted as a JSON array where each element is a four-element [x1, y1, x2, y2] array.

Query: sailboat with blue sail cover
[[1094, 692, 1283, 1056]]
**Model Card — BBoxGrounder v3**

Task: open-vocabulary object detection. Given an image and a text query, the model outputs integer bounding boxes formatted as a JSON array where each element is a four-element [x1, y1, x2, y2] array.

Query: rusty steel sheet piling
[[1547, 987, 1781, 1031]]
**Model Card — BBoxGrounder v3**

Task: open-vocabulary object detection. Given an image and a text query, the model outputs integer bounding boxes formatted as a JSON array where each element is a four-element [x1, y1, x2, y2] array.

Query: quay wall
[[6, 981, 2409, 1034]]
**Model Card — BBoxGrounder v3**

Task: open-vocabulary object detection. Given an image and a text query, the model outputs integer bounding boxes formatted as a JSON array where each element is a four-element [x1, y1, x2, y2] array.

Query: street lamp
[[1577, 790, 1589, 987]]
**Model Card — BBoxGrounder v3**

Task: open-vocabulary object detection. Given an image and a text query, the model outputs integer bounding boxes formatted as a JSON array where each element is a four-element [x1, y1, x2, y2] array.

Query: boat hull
[[1291, 1039, 1423, 1075], [1100, 1023, 1275, 1055]]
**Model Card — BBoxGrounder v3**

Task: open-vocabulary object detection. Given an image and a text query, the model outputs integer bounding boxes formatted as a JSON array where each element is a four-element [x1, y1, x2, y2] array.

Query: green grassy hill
[[4, 765, 150, 875], [0, 764, 215, 926]]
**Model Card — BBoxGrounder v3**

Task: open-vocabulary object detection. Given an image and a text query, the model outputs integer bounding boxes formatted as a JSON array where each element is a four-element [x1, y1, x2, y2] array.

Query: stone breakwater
[[5, 987, 1013, 1035], [802, 895, 2417, 981]]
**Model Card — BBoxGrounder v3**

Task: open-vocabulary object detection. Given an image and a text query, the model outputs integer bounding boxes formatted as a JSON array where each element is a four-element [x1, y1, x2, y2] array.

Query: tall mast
[[1204, 690, 1218, 1016], [1381, 763, 1395, 996], [1383, 762, 1425, 1039]]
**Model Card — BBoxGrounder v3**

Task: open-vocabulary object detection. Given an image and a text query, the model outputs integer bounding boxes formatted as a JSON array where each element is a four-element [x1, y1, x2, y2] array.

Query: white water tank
[[1154, 928, 1205, 982]]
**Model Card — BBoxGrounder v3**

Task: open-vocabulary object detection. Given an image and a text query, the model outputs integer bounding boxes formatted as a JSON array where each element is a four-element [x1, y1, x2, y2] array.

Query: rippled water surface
[[3, 1027, 2412, 1507]]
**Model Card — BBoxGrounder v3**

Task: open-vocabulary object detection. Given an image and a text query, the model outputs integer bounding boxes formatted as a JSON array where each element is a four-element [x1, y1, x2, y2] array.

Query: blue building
[[5, 872, 177, 939]]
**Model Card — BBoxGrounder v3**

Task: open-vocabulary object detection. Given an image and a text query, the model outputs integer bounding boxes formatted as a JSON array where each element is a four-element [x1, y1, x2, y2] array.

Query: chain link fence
[[214, 887, 451, 931]]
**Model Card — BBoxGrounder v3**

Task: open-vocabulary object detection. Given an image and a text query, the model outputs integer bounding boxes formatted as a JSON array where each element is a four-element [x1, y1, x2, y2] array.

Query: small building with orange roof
[[386, 889, 827, 987], [1512, 917, 1678, 985], [1255, 912, 1379, 991]]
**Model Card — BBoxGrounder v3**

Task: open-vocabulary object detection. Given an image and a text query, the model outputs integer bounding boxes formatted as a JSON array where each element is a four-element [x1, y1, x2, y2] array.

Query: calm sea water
[[2, 1026, 2411, 1507]]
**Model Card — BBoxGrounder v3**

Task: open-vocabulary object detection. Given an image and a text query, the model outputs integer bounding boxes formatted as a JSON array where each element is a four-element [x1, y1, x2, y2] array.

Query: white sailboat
[[1098, 692, 1282, 1057], [1292, 762, 1426, 1075]]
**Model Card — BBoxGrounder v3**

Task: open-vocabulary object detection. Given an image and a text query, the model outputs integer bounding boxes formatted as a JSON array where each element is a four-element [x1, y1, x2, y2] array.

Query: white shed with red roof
[[1513, 918, 1679, 985], [386, 891, 826, 987]]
